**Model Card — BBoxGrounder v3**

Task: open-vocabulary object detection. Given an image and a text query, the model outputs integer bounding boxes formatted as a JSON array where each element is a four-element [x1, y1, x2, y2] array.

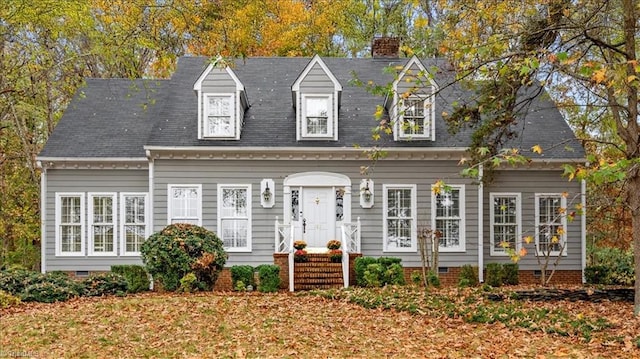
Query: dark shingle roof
[[39, 56, 584, 159], [39, 78, 167, 158]]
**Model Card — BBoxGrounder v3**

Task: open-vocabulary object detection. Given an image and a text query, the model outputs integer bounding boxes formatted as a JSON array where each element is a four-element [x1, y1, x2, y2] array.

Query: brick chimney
[[371, 37, 400, 58]]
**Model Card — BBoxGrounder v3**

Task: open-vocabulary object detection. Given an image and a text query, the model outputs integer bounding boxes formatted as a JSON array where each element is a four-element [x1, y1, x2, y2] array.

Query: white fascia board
[[144, 145, 468, 154], [37, 157, 147, 162], [291, 54, 342, 92]]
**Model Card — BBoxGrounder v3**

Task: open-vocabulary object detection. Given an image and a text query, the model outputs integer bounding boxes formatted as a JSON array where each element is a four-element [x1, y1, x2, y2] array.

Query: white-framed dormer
[[389, 56, 437, 141], [292, 55, 342, 141], [194, 61, 248, 140]]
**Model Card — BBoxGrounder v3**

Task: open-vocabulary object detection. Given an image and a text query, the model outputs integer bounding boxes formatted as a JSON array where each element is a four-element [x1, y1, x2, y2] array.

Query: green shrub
[[410, 270, 422, 285], [235, 280, 247, 291], [21, 281, 79, 303], [0, 290, 21, 308], [590, 247, 634, 286], [485, 263, 504, 287], [0, 269, 43, 295], [111, 265, 150, 293], [502, 263, 519, 285], [363, 263, 383, 287], [179, 273, 199, 293], [354, 257, 378, 286], [230, 265, 255, 291], [140, 223, 227, 291], [256, 265, 280, 293], [355, 257, 405, 287], [458, 265, 479, 287], [426, 270, 440, 287], [82, 273, 128, 297], [585, 265, 611, 285], [383, 263, 406, 285]]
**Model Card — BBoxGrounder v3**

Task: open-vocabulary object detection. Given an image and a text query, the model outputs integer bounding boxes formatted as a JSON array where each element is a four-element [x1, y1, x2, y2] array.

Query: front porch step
[[293, 254, 344, 290]]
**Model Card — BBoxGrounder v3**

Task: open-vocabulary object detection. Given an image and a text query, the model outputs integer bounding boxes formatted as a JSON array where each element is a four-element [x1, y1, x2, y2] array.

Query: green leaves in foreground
[[308, 286, 611, 341]]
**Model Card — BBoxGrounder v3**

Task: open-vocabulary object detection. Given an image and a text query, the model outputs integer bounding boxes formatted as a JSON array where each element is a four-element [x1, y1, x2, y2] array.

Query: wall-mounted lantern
[[261, 178, 275, 208], [360, 178, 374, 208]]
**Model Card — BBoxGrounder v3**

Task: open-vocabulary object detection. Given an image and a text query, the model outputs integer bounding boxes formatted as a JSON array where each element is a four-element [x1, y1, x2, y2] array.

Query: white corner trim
[[40, 165, 47, 273], [477, 165, 483, 282]]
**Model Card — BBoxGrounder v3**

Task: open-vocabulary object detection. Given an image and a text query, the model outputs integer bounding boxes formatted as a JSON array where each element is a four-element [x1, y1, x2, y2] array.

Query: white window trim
[[120, 192, 149, 256], [535, 193, 568, 256], [167, 184, 202, 226], [202, 93, 236, 139], [55, 192, 85, 257], [398, 95, 434, 140], [299, 93, 335, 140], [489, 192, 521, 256], [217, 184, 252, 252], [431, 184, 466, 252], [88, 193, 117, 256], [382, 184, 417, 252]]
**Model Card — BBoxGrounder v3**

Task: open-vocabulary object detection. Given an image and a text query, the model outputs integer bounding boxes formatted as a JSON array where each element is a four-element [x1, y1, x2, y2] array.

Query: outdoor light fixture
[[261, 179, 275, 208], [360, 179, 374, 208], [262, 183, 272, 202]]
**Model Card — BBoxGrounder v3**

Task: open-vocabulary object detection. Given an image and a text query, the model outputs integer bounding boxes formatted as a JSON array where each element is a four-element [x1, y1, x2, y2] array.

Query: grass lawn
[[1, 287, 638, 358]]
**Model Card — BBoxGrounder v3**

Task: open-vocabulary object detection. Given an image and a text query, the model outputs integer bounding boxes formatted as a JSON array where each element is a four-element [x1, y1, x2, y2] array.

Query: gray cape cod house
[[37, 43, 586, 290]]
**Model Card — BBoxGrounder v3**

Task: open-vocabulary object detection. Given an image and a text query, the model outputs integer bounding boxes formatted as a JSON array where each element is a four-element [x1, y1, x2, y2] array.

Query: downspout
[[477, 165, 484, 282], [581, 178, 587, 283], [146, 151, 154, 290], [146, 150, 154, 234], [38, 161, 47, 273]]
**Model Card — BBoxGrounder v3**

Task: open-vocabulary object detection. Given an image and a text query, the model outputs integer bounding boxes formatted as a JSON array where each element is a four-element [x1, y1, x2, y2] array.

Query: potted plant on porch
[[326, 240, 342, 262], [293, 240, 308, 262]]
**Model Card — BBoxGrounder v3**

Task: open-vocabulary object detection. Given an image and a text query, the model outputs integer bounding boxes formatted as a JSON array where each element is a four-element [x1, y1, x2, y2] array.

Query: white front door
[[301, 187, 334, 247]]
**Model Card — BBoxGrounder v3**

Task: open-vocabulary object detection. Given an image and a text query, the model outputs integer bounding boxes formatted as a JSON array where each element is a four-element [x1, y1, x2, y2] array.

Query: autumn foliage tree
[[434, 0, 639, 315]]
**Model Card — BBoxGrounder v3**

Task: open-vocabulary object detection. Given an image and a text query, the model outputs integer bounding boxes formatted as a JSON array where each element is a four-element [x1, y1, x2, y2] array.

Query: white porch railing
[[274, 217, 295, 291], [341, 217, 361, 288]]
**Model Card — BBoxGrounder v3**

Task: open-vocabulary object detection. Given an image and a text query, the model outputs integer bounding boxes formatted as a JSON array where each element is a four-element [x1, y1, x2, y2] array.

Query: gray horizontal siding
[[44, 169, 148, 272], [298, 63, 336, 92], [201, 70, 236, 92], [484, 170, 583, 270], [153, 159, 479, 267]]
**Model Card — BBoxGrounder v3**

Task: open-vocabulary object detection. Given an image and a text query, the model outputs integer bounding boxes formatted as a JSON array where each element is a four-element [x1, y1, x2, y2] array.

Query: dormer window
[[292, 55, 342, 141], [389, 56, 437, 141], [193, 61, 248, 140], [399, 96, 432, 139], [302, 94, 333, 137], [205, 94, 235, 137]]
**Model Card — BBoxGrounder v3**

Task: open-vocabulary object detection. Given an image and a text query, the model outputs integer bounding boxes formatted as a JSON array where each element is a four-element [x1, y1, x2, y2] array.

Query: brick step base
[[295, 283, 344, 290], [293, 259, 344, 290]]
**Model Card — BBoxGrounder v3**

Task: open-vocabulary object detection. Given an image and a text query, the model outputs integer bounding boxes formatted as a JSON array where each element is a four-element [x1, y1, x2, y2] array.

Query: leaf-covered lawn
[[1, 288, 638, 358]]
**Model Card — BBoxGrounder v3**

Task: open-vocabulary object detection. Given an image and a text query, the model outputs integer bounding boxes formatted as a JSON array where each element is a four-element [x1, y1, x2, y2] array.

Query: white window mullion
[[535, 194, 567, 256], [383, 184, 417, 252], [88, 193, 117, 256], [168, 185, 202, 226], [218, 184, 252, 252], [55, 193, 85, 256], [490, 193, 521, 256], [120, 193, 149, 256], [432, 185, 466, 252]]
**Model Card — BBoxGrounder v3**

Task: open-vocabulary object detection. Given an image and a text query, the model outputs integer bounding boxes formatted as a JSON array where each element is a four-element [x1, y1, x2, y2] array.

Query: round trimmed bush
[[140, 223, 227, 291]]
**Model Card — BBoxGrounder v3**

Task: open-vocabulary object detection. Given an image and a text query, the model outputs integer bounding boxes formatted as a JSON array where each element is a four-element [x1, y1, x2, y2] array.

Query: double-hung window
[[121, 193, 148, 255], [168, 185, 202, 225], [535, 194, 567, 256], [490, 193, 521, 255], [432, 185, 465, 252], [383, 185, 417, 252], [88, 193, 117, 256], [301, 94, 332, 137], [204, 94, 235, 138], [218, 184, 251, 252], [55, 193, 85, 256], [399, 97, 431, 138]]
